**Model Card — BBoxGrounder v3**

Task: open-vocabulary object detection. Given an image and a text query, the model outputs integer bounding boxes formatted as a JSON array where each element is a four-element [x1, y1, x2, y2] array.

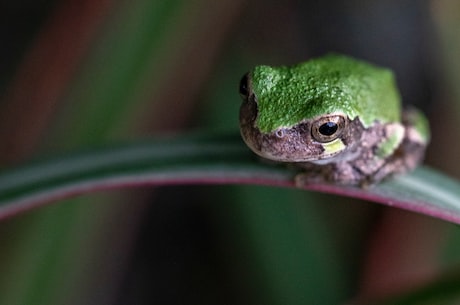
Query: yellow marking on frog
[[322, 138, 345, 154]]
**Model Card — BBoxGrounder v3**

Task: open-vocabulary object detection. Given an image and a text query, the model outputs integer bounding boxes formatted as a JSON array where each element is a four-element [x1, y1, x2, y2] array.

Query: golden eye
[[311, 115, 347, 143]]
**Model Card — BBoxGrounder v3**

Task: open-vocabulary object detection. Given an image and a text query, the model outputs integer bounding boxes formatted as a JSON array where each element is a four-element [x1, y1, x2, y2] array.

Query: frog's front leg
[[366, 113, 428, 184], [351, 112, 428, 186]]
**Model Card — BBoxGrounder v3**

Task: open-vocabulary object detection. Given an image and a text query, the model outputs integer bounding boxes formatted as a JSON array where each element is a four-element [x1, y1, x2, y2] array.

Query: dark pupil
[[319, 122, 338, 136], [239, 73, 249, 97]]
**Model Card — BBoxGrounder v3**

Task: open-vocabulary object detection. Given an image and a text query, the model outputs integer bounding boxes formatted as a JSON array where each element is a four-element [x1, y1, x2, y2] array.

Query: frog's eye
[[239, 73, 251, 100], [311, 115, 347, 143]]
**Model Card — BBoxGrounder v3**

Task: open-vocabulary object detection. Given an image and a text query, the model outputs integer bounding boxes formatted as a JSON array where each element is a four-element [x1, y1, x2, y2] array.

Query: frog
[[238, 54, 430, 186]]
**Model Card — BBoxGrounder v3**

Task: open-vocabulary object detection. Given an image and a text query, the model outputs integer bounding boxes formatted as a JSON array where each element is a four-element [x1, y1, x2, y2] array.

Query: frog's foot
[[294, 172, 328, 187], [293, 161, 332, 187], [294, 163, 364, 187]]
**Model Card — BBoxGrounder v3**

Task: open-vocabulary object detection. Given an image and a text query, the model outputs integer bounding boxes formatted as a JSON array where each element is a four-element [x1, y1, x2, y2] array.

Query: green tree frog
[[239, 54, 429, 186]]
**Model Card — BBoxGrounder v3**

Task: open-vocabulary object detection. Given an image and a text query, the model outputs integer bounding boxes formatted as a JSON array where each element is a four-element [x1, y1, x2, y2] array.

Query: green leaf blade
[[1, 133, 459, 224]]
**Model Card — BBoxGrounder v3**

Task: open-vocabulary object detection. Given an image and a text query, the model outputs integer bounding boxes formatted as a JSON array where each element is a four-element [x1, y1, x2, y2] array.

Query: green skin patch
[[251, 54, 402, 132]]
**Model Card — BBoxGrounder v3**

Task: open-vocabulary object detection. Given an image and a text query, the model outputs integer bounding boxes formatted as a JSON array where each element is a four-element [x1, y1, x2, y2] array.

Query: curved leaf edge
[[0, 133, 459, 224]]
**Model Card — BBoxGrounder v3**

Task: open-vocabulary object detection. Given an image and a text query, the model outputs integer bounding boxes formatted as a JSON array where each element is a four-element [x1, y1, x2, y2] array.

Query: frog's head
[[239, 71, 364, 163]]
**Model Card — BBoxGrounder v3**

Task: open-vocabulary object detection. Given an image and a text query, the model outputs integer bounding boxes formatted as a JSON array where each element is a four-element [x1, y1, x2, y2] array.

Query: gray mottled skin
[[240, 100, 426, 186]]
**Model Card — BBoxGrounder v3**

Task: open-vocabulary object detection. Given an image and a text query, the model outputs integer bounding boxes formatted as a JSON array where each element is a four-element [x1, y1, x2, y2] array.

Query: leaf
[[303, 167, 460, 224], [0, 133, 459, 223]]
